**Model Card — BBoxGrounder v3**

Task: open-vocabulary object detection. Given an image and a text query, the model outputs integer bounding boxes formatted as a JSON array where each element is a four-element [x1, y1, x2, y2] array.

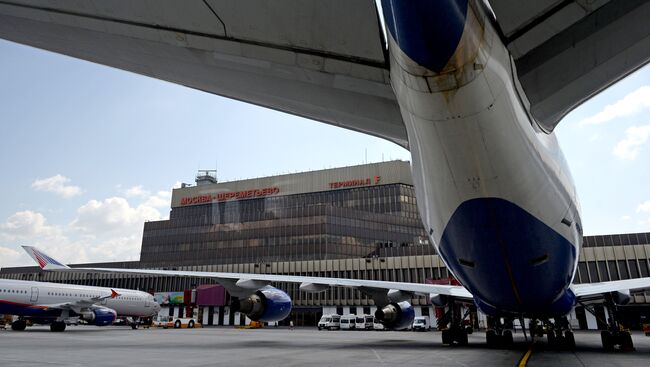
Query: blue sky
[[0, 38, 649, 268]]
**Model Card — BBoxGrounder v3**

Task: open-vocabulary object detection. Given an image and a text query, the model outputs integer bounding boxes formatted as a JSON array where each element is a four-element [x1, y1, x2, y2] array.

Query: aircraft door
[[30, 287, 39, 302]]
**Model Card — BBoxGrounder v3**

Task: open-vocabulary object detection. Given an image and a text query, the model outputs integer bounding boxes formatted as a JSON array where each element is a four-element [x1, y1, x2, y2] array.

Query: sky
[[0, 38, 649, 268]]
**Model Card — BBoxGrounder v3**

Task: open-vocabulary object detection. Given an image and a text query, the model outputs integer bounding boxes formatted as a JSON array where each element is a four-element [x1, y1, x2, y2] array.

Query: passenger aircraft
[[0, 247, 160, 332], [3, 0, 650, 350]]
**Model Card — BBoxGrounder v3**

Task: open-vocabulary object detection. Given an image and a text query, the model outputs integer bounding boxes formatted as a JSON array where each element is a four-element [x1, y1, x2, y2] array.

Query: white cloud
[[637, 201, 650, 213], [0, 210, 63, 240], [612, 125, 650, 160], [580, 86, 650, 125], [73, 197, 161, 234], [124, 185, 150, 198], [31, 174, 82, 198], [0, 246, 28, 268], [620, 215, 631, 221]]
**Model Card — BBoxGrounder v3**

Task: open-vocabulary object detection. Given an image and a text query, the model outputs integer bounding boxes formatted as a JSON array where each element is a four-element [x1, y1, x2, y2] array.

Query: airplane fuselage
[[382, 0, 582, 317], [0, 279, 159, 322]]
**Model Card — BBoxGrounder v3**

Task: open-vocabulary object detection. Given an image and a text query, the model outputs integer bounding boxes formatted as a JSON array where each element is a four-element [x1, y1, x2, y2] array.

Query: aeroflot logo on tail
[[329, 176, 381, 189], [180, 187, 280, 205]]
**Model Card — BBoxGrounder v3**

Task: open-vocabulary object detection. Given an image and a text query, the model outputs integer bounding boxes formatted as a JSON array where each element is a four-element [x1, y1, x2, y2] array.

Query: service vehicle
[[340, 314, 356, 330], [154, 315, 200, 329], [317, 314, 340, 330], [412, 316, 430, 331]]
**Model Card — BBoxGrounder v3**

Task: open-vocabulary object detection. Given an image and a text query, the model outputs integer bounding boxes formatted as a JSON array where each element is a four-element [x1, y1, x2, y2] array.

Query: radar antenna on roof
[[196, 169, 217, 185]]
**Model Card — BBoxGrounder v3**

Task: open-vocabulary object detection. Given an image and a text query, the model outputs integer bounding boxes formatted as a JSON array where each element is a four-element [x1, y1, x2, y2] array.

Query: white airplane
[[0, 247, 160, 332], [3, 0, 650, 349]]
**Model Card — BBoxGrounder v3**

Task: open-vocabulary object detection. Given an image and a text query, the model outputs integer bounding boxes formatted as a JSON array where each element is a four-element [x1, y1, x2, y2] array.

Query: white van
[[318, 314, 341, 330], [355, 315, 374, 330], [340, 314, 356, 330], [412, 316, 430, 331]]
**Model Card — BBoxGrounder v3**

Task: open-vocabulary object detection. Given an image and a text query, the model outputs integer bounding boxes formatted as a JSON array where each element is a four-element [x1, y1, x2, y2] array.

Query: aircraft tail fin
[[21, 245, 71, 270]]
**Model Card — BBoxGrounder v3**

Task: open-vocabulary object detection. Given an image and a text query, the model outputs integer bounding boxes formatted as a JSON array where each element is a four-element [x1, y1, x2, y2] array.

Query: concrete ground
[[0, 326, 648, 367]]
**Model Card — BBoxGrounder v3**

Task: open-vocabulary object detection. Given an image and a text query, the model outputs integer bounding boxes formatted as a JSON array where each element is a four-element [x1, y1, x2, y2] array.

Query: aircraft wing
[[489, 0, 650, 131], [0, 1, 407, 148], [571, 277, 650, 301], [38, 289, 120, 313], [75, 266, 474, 303]]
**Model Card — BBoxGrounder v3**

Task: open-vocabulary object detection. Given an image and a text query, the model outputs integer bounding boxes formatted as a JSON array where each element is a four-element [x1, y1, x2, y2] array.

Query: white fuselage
[[0, 278, 159, 319], [384, 2, 582, 316]]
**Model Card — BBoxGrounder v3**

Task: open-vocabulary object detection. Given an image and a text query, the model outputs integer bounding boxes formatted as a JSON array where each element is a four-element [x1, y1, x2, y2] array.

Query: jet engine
[[374, 301, 415, 330], [78, 307, 117, 326], [231, 286, 292, 322], [429, 293, 449, 307]]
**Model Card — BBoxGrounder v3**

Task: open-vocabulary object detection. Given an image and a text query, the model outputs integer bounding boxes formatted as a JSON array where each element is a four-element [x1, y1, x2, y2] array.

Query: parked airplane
[[3, 0, 650, 349], [1, 248, 160, 332]]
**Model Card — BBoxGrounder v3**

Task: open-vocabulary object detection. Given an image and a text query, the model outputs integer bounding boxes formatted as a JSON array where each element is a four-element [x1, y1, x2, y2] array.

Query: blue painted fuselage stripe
[[0, 300, 60, 317], [381, 0, 469, 72], [439, 198, 577, 316]]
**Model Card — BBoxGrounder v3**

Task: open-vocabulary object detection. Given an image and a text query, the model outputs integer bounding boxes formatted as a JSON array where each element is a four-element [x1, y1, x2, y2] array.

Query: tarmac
[[1, 326, 649, 367]]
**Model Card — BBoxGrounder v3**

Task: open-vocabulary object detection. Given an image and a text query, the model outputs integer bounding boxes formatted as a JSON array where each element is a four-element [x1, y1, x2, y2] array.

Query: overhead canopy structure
[[0, 0, 648, 139], [491, 0, 650, 131]]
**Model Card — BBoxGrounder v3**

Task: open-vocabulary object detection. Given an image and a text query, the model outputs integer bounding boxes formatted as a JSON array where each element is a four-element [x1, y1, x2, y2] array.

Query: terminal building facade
[[2, 161, 650, 328]]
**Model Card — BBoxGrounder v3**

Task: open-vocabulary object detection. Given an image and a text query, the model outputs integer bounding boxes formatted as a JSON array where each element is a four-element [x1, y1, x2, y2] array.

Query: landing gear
[[485, 316, 514, 348], [130, 317, 140, 330], [11, 319, 27, 331], [50, 321, 66, 332], [439, 302, 472, 346], [533, 317, 575, 350], [581, 299, 635, 351]]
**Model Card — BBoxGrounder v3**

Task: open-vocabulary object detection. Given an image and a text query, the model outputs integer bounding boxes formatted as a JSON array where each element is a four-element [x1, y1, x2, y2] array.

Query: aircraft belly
[[385, 0, 582, 315]]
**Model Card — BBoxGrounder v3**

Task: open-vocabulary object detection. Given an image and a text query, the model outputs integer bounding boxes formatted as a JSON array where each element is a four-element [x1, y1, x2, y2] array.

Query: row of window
[[0, 289, 26, 294], [574, 259, 650, 283]]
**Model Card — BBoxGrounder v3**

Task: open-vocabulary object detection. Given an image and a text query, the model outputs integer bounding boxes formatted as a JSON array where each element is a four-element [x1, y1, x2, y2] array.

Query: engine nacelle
[[610, 290, 631, 306], [231, 286, 292, 322], [429, 293, 449, 307], [79, 307, 117, 326], [374, 301, 415, 330]]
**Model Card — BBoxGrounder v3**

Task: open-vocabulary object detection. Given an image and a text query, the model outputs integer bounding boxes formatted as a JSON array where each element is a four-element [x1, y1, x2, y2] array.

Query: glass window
[[607, 261, 619, 281], [628, 260, 639, 279]]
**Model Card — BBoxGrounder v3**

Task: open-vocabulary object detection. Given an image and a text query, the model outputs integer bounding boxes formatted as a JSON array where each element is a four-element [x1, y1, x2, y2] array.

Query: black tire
[[465, 326, 473, 335], [174, 320, 182, 329], [131, 323, 139, 330], [455, 328, 469, 346], [564, 330, 576, 350], [11, 320, 26, 331], [318, 327, 322, 330], [441, 329, 452, 345], [547, 329, 556, 347], [601, 330, 614, 351], [619, 331, 634, 351], [502, 329, 513, 346], [188, 320, 195, 329], [50, 322, 66, 332], [486, 329, 498, 347]]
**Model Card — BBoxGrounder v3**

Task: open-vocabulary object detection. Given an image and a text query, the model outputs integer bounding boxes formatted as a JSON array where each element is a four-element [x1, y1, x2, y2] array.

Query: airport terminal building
[[2, 161, 650, 328]]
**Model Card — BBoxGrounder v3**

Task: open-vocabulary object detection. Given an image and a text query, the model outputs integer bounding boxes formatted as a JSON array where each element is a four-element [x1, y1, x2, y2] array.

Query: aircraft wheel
[[454, 328, 468, 346], [188, 320, 195, 329], [601, 330, 614, 351], [11, 320, 26, 331], [564, 330, 576, 350], [502, 329, 513, 346], [547, 329, 556, 347], [174, 320, 182, 329], [465, 326, 473, 335], [441, 329, 453, 345], [619, 331, 634, 351], [50, 322, 66, 332], [131, 323, 139, 330], [486, 329, 498, 347]]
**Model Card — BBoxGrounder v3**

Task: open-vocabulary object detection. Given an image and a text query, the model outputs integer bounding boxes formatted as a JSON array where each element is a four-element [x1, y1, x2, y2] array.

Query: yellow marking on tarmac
[[518, 346, 534, 367]]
